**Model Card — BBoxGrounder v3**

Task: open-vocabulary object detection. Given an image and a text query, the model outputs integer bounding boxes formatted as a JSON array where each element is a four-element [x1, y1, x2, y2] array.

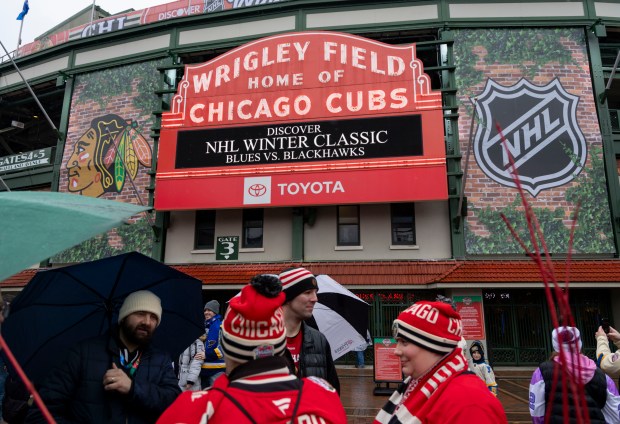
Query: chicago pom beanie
[[278, 267, 318, 302], [552, 326, 582, 353], [204, 300, 220, 314], [118, 290, 162, 326], [392, 301, 462, 354], [220, 274, 287, 363]]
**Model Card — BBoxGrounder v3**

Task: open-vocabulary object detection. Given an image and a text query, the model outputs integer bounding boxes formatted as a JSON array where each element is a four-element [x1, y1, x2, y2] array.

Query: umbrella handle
[[0, 333, 56, 424]]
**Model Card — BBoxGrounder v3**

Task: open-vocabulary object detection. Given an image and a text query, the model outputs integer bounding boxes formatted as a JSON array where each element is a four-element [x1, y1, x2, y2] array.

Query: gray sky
[[0, 0, 171, 58]]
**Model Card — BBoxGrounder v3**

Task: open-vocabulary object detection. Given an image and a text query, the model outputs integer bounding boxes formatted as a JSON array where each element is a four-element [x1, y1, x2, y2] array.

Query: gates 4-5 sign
[[216, 236, 239, 260]]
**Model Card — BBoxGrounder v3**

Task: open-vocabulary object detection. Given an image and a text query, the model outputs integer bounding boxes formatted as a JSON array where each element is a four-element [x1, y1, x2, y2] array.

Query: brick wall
[[455, 28, 608, 246]]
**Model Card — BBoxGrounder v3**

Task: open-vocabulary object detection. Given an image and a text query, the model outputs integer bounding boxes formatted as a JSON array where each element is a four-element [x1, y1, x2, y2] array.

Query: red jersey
[[286, 330, 303, 372], [157, 357, 346, 424]]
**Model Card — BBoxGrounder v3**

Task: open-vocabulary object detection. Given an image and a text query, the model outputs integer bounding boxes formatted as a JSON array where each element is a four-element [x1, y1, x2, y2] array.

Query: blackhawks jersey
[[157, 356, 346, 424]]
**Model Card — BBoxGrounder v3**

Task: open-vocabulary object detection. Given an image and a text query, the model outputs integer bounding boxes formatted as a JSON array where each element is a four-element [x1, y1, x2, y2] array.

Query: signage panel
[[18, 0, 290, 57], [155, 166, 447, 210], [454, 295, 486, 340], [0, 148, 53, 173], [216, 236, 239, 260], [373, 338, 403, 383], [156, 31, 447, 210], [175, 115, 422, 169]]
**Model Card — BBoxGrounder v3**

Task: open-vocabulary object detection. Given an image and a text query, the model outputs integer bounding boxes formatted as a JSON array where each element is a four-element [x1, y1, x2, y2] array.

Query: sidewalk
[[338, 366, 531, 423]]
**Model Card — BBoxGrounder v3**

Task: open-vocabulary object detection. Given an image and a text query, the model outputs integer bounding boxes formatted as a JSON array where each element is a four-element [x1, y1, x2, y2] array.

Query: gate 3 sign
[[473, 78, 587, 197], [155, 31, 447, 210], [216, 236, 239, 260]]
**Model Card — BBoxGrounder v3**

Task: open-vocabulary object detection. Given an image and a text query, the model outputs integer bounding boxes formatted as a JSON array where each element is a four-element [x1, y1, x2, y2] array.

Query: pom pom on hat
[[278, 267, 318, 302], [204, 300, 220, 314], [552, 326, 582, 353], [392, 301, 462, 354], [220, 274, 286, 363], [118, 290, 162, 326]]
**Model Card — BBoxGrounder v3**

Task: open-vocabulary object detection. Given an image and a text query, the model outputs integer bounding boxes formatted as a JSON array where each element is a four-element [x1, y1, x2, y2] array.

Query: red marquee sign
[[155, 31, 447, 210]]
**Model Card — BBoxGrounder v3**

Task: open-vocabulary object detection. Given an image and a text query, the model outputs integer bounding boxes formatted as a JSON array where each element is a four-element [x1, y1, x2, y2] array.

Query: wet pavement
[[339, 366, 532, 423]]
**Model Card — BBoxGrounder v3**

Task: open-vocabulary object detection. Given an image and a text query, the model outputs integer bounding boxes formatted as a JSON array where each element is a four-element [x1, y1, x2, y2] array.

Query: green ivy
[[453, 28, 581, 100], [52, 218, 154, 263], [76, 59, 166, 124], [465, 148, 614, 254], [466, 198, 569, 254], [565, 147, 614, 253], [117, 218, 156, 253]]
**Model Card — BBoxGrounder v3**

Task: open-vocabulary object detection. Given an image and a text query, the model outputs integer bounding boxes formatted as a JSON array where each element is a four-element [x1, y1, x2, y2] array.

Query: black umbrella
[[2, 251, 204, 385]]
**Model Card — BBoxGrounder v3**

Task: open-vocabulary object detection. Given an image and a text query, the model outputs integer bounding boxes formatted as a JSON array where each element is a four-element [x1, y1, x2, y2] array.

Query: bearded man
[[26, 290, 180, 424]]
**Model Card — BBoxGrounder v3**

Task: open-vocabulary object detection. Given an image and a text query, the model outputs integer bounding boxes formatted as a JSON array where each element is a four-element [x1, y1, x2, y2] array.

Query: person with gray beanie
[[26, 290, 180, 424], [200, 299, 226, 388]]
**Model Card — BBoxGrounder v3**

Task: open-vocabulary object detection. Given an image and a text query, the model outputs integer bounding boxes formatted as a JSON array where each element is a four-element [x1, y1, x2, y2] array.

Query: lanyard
[[119, 349, 142, 378]]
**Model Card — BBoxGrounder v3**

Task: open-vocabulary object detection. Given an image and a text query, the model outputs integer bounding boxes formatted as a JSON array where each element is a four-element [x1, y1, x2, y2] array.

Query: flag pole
[[15, 18, 24, 58], [0, 39, 61, 139], [90, 0, 96, 28]]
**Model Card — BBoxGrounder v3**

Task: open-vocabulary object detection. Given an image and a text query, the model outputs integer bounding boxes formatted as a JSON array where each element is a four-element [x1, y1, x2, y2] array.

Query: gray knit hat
[[118, 290, 162, 326], [204, 300, 220, 314]]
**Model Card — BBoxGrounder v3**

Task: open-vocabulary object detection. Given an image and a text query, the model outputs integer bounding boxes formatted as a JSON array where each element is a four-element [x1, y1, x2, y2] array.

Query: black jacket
[[539, 360, 607, 424], [297, 322, 340, 394], [26, 331, 181, 424]]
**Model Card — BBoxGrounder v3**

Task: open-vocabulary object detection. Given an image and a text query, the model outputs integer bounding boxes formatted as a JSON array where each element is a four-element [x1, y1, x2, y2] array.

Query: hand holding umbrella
[[103, 363, 132, 395]]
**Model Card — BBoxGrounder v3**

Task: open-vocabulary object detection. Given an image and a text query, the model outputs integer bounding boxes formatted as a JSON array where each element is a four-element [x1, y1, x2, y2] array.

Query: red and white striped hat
[[392, 301, 462, 354], [278, 267, 318, 302], [220, 275, 287, 363]]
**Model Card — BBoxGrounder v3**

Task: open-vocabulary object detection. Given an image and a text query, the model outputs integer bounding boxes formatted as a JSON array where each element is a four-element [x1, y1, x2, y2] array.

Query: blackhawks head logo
[[473, 78, 587, 197], [66, 114, 152, 198]]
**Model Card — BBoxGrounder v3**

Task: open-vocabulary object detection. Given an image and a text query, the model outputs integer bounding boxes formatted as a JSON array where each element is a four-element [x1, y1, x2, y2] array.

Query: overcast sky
[[0, 0, 171, 58]]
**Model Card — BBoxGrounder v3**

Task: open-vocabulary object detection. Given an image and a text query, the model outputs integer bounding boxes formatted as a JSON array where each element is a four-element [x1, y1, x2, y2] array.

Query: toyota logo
[[248, 184, 267, 197]]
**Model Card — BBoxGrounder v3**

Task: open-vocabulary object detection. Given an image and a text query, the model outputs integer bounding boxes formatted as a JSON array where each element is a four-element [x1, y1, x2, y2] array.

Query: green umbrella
[[0, 191, 150, 281]]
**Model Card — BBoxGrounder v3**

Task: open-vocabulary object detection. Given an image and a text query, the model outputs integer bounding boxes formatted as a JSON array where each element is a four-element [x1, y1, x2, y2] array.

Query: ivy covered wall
[[453, 28, 614, 255], [52, 59, 165, 263]]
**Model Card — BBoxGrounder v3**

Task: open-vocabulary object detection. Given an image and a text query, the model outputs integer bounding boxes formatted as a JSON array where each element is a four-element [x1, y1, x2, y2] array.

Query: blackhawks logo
[[473, 78, 587, 197]]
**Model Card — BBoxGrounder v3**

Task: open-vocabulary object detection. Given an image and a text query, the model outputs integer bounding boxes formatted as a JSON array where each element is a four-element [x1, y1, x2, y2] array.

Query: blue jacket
[[26, 331, 181, 424], [201, 315, 225, 371]]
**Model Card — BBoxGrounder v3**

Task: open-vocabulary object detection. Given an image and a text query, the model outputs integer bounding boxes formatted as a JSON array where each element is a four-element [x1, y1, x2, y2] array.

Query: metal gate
[[338, 290, 439, 365], [370, 290, 440, 338], [483, 289, 611, 366]]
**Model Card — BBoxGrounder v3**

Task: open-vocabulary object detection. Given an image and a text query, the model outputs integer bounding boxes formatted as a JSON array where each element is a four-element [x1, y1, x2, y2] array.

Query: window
[[195, 210, 216, 249], [337, 205, 360, 246], [391, 203, 416, 245], [243, 208, 263, 248]]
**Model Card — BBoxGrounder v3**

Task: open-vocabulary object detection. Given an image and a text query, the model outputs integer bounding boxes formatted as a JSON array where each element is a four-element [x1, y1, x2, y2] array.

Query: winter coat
[[3, 374, 31, 424], [297, 323, 340, 394], [596, 334, 620, 379], [157, 356, 346, 424], [201, 315, 225, 376], [529, 355, 620, 424], [469, 341, 498, 396], [25, 331, 181, 424], [375, 372, 507, 423], [374, 349, 506, 424], [178, 337, 205, 391]]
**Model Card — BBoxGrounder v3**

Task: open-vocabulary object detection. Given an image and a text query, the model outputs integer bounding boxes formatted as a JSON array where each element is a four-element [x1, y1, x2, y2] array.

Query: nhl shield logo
[[473, 78, 587, 197]]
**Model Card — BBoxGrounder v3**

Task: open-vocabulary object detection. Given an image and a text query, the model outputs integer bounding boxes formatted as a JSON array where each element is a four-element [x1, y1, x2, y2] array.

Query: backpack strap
[[290, 379, 304, 422], [209, 387, 257, 424], [210, 379, 304, 424]]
